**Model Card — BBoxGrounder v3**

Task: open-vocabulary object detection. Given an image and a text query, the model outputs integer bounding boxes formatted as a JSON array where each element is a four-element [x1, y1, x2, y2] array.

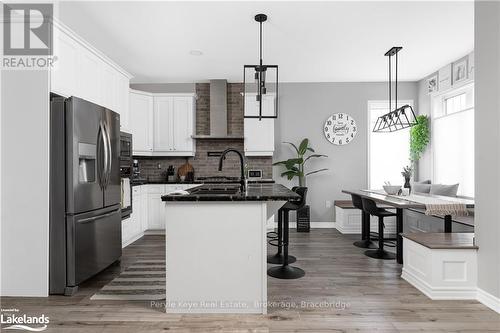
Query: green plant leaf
[[283, 142, 299, 154], [305, 168, 328, 176], [281, 170, 299, 180], [304, 154, 327, 163], [272, 160, 288, 166], [410, 115, 430, 162], [298, 138, 309, 155], [306, 147, 315, 153], [285, 158, 303, 167]]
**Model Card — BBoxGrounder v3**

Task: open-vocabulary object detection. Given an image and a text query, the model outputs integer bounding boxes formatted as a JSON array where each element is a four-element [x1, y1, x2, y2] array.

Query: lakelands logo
[[1, 309, 49, 331], [2, 3, 55, 69]]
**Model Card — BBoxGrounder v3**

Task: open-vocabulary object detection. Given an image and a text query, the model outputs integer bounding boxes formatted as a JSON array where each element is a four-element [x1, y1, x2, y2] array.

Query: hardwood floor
[[2, 230, 499, 332]]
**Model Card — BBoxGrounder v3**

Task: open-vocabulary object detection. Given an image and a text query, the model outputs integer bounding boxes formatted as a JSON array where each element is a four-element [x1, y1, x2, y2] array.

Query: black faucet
[[218, 148, 246, 192]]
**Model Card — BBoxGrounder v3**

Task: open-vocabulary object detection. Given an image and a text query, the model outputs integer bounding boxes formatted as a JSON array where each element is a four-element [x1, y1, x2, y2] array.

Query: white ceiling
[[58, 1, 474, 83]]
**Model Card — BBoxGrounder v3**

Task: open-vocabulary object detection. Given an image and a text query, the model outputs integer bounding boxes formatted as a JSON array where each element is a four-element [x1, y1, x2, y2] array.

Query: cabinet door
[[129, 91, 153, 154], [153, 97, 174, 152], [147, 193, 165, 229], [50, 29, 78, 97], [140, 189, 148, 232], [172, 97, 194, 153], [101, 63, 117, 111], [117, 74, 130, 130], [77, 49, 102, 104], [132, 186, 142, 236], [244, 95, 275, 156]]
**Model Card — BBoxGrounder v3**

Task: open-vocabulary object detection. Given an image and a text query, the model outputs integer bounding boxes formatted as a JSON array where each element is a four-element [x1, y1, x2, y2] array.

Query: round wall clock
[[324, 113, 357, 145]]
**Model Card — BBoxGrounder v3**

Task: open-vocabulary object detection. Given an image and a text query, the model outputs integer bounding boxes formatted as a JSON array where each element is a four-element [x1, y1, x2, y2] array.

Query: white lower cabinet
[[122, 184, 199, 247], [122, 185, 144, 248], [147, 185, 166, 230]]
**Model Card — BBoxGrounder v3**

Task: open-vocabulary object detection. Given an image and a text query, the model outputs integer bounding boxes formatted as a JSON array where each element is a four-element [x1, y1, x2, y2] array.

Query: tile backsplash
[[134, 83, 272, 181]]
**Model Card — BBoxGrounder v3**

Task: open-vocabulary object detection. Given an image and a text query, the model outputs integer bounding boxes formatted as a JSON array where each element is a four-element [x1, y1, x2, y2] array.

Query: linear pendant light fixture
[[373, 47, 417, 132], [243, 13, 278, 120]]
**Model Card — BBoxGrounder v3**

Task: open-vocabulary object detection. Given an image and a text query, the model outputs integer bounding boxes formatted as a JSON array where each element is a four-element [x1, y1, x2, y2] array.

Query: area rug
[[90, 259, 166, 301]]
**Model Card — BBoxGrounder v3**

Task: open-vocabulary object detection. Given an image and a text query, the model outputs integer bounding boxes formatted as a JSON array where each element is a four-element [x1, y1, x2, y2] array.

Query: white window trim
[[367, 100, 414, 189], [430, 82, 474, 187]]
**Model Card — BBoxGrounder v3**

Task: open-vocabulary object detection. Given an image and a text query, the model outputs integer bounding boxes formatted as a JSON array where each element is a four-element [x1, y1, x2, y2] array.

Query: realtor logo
[[3, 3, 53, 55]]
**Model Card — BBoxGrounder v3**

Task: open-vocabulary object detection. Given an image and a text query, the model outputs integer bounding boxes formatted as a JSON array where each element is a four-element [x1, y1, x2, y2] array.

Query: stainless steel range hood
[[192, 79, 244, 140]]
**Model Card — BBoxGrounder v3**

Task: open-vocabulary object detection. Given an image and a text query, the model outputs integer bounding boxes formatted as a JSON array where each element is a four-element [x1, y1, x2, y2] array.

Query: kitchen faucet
[[218, 148, 246, 192]]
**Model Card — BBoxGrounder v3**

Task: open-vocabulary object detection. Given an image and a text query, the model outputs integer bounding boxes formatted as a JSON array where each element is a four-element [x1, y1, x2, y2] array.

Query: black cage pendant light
[[373, 47, 417, 132], [243, 13, 278, 120]]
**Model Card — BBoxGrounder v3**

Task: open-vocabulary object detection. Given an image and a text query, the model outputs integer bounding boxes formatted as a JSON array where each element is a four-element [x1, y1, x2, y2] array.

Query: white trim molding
[[477, 288, 500, 314], [401, 269, 477, 300]]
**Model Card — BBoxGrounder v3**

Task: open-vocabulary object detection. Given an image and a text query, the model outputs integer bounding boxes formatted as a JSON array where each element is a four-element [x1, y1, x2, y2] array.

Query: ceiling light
[[373, 47, 417, 133], [189, 50, 203, 56], [243, 13, 279, 120]]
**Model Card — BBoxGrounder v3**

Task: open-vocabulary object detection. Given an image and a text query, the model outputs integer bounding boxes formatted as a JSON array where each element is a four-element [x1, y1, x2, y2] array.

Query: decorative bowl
[[383, 185, 402, 195]]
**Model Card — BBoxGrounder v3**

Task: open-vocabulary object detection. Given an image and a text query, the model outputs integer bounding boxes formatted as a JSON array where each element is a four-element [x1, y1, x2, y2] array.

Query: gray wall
[[1, 70, 50, 296], [273, 82, 418, 222], [475, 1, 500, 300]]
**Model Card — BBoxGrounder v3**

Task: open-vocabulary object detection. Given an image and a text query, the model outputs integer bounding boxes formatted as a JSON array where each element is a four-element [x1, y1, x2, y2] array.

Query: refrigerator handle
[[78, 208, 121, 224], [102, 122, 112, 188], [101, 122, 110, 189], [96, 123, 104, 189]]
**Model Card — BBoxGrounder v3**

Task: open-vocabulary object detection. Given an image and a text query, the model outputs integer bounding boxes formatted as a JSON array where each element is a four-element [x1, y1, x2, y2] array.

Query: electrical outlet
[[325, 200, 332, 208]]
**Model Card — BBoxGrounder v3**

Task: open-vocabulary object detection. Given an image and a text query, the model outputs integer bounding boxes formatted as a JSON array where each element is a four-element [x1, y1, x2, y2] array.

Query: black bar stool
[[361, 198, 396, 260], [267, 187, 307, 279], [351, 194, 377, 249], [267, 187, 298, 265]]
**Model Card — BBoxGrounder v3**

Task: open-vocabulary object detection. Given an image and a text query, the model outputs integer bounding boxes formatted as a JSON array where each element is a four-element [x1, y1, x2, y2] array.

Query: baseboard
[[122, 232, 144, 248], [271, 221, 336, 229], [401, 269, 477, 300], [477, 287, 500, 314], [144, 229, 165, 235]]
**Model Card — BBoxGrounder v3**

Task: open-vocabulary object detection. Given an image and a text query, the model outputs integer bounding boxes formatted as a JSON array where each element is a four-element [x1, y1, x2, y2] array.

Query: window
[[368, 101, 412, 189], [432, 83, 474, 197]]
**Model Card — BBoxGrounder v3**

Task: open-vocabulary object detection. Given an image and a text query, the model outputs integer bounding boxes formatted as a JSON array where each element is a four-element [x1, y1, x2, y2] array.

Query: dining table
[[341, 189, 475, 264]]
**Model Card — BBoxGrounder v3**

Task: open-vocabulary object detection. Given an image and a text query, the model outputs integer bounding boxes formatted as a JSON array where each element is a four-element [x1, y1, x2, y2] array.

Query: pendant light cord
[[395, 52, 398, 110], [388, 55, 391, 114]]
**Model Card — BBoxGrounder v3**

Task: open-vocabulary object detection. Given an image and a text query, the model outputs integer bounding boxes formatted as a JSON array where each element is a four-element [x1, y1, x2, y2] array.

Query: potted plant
[[273, 138, 328, 187], [401, 165, 413, 192]]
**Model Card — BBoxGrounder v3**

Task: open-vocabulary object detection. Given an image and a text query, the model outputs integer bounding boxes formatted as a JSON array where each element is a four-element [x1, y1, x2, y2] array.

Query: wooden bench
[[401, 232, 477, 300]]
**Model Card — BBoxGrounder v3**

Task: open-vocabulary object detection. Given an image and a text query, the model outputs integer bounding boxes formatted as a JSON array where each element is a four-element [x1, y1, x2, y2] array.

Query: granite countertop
[[132, 179, 275, 186], [402, 232, 478, 249], [161, 183, 300, 202]]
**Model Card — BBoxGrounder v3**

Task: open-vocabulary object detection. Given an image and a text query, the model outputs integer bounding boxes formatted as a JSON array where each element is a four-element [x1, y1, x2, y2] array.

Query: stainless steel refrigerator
[[50, 96, 122, 295]]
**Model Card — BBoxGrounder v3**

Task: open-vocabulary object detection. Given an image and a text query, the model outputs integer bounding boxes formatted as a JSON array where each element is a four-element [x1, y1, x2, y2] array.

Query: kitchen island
[[161, 183, 299, 314]]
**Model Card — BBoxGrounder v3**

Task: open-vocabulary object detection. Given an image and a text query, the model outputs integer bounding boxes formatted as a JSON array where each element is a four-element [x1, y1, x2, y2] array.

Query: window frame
[[430, 82, 475, 196], [367, 100, 414, 189]]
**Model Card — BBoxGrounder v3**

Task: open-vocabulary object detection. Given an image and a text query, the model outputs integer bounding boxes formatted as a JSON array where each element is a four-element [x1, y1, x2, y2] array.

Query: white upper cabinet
[[244, 94, 275, 156], [50, 21, 132, 129], [129, 90, 154, 154], [50, 28, 78, 97], [172, 97, 195, 154], [153, 96, 174, 152], [131, 92, 196, 156]]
